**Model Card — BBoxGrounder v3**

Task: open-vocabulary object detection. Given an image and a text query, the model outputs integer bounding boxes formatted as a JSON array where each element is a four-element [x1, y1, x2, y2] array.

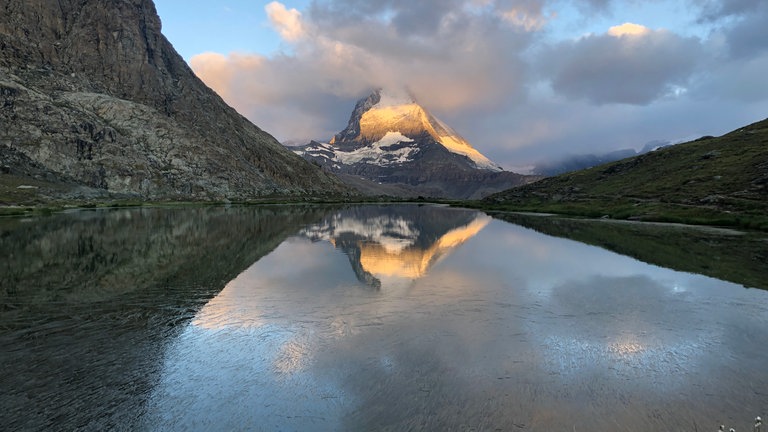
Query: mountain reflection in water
[[0, 205, 331, 431], [2, 204, 767, 431], [300, 205, 490, 288]]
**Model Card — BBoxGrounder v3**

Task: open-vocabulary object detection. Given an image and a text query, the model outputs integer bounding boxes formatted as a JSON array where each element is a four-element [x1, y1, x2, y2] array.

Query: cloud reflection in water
[[146, 205, 768, 431]]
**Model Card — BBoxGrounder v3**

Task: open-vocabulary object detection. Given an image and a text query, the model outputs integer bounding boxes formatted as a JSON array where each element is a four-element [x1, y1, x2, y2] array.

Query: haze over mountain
[[291, 89, 535, 199], [532, 141, 672, 176], [0, 0, 347, 204]]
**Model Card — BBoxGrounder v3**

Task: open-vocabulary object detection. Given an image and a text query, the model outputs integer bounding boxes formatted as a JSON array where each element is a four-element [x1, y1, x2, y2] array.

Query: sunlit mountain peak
[[290, 89, 534, 199], [326, 88, 502, 172]]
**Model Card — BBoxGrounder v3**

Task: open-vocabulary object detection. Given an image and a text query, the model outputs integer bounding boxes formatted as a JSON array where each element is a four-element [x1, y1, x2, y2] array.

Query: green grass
[[480, 117, 768, 231]]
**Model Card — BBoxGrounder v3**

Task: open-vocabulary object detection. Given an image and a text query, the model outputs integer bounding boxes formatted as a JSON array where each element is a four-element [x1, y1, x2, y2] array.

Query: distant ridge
[[0, 0, 347, 203], [532, 143, 672, 176]]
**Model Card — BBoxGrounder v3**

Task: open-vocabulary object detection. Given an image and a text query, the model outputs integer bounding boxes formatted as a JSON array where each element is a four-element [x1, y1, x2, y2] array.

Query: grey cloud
[[308, 0, 467, 36], [720, 2, 768, 58], [693, 0, 768, 61], [538, 30, 704, 105], [691, 51, 768, 102], [446, 94, 768, 169], [571, 0, 613, 13], [186, 0, 768, 169], [696, 0, 764, 21]]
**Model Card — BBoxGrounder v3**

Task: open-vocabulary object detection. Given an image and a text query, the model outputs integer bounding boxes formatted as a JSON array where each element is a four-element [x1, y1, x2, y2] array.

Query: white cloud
[[184, 0, 768, 168], [265, 1, 306, 41], [607, 22, 650, 37]]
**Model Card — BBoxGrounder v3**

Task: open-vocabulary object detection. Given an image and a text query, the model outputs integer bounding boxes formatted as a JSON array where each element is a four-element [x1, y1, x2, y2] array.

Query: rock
[[0, 0, 348, 202], [291, 89, 537, 199]]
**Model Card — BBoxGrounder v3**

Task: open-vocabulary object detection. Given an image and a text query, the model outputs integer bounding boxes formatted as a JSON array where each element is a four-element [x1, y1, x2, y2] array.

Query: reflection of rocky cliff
[[0, 205, 331, 430], [301, 205, 490, 288]]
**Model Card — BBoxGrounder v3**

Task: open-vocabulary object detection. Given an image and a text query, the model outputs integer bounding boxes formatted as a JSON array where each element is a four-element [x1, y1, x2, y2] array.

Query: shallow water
[[1, 204, 767, 431]]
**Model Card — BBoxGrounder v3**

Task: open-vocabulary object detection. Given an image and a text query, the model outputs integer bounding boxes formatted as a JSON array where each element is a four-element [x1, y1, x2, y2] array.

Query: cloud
[[190, 0, 534, 142], [692, 51, 768, 102], [496, 0, 553, 31], [716, 1, 768, 59], [693, 0, 768, 58], [265, 1, 306, 41], [538, 25, 703, 105], [190, 52, 263, 103], [696, 0, 764, 21], [183, 0, 768, 168], [607, 22, 650, 37]]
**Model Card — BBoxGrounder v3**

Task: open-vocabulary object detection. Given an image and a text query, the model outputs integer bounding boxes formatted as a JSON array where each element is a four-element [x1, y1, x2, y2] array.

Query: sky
[[154, 0, 768, 171]]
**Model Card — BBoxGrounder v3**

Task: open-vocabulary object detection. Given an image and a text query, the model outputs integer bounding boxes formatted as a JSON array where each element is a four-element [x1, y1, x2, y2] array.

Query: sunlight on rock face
[[351, 89, 501, 170]]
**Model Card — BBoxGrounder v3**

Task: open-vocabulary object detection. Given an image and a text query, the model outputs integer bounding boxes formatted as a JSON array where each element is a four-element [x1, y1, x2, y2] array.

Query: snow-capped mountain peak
[[288, 88, 534, 199], [331, 88, 502, 171]]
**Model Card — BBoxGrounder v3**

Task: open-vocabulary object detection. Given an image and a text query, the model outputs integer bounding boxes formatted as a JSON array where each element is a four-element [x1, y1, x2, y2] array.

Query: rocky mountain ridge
[[0, 0, 347, 203], [291, 89, 536, 199]]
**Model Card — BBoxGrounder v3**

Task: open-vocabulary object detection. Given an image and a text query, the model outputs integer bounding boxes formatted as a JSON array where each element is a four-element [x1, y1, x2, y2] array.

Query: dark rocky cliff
[[0, 0, 348, 201]]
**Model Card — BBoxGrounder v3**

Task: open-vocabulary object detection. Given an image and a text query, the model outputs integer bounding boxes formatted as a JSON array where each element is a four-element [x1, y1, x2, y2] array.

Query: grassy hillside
[[482, 118, 768, 230]]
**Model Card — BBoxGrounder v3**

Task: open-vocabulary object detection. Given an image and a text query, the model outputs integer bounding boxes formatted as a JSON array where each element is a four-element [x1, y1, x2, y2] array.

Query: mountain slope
[[484, 118, 768, 229], [292, 89, 534, 199], [0, 0, 347, 203], [330, 89, 501, 171]]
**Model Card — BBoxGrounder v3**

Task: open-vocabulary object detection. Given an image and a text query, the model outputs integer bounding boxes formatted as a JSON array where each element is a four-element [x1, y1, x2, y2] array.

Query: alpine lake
[[2, 204, 767, 431]]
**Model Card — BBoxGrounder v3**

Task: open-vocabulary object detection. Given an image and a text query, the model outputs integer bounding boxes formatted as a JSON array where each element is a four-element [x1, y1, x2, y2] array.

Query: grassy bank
[[480, 118, 768, 232]]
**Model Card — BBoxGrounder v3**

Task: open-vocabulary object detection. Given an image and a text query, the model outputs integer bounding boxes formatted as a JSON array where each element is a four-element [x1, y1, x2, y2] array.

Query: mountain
[[291, 89, 535, 199], [484, 118, 768, 230], [0, 0, 347, 204]]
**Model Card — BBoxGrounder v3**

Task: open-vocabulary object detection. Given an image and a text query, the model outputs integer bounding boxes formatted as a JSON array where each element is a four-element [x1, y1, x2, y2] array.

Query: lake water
[[1, 204, 767, 431]]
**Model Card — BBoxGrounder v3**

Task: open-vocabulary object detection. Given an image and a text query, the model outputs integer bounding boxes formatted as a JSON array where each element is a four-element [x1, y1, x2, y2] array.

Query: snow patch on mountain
[[374, 131, 414, 147], [337, 132, 418, 165], [292, 132, 419, 167]]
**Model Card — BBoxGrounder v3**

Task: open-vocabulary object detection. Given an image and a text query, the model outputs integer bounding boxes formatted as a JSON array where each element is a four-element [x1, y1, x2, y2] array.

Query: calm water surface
[[1, 204, 767, 431]]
